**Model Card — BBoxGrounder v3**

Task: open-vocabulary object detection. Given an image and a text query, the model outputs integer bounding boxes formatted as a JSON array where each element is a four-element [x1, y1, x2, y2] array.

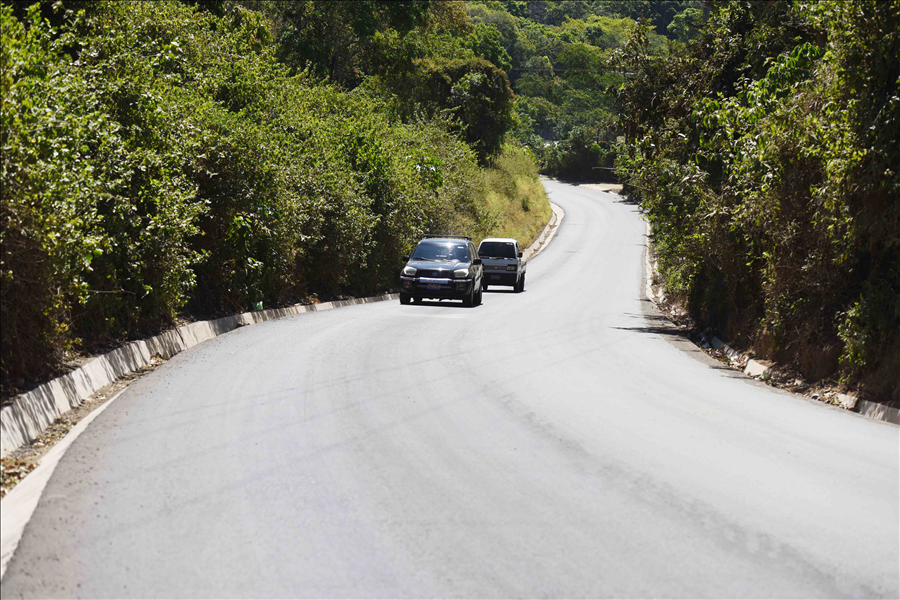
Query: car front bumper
[[483, 271, 519, 286], [400, 276, 475, 299]]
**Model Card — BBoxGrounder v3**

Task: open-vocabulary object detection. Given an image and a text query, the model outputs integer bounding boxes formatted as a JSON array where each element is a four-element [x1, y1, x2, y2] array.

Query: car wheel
[[475, 288, 483, 306], [399, 292, 411, 305], [482, 283, 489, 291], [463, 289, 474, 307], [413, 295, 422, 304]]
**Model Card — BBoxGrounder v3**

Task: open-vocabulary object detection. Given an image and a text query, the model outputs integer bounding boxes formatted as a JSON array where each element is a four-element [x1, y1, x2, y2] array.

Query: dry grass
[[479, 146, 552, 247]]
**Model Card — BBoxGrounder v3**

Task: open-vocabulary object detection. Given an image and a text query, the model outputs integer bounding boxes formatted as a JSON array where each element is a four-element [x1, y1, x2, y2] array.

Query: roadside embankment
[[643, 221, 899, 425]]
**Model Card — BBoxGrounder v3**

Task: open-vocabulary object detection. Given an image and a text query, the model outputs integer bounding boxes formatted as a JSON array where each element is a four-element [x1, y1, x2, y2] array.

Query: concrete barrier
[[522, 202, 564, 262], [854, 399, 900, 425], [0, 294, 395, 457]]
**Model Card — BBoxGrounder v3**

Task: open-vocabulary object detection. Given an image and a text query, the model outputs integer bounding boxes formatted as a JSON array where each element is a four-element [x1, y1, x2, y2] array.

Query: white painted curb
[[854, 399, 900, 424], [522, 202, 564, 262], [1, 294, 398, 458]]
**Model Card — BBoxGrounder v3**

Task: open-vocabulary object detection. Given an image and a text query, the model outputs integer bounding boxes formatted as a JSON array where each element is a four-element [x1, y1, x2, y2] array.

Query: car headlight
[[403, 266, 417, 276], [454, 268, 469, 279]]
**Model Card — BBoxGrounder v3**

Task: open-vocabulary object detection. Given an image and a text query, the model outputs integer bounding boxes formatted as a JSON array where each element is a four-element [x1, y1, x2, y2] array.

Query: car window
[[478, 241, 517, 259], [413, 241, 470, 261]]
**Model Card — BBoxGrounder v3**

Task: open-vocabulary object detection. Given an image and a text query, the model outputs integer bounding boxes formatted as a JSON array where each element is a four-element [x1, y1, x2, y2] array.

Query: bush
[[615, 1, 900, 397], [543, 125, 618, 182], [1, 1, 550, 390], [481, 144, 552, 246], [378, 57, 515, 164]]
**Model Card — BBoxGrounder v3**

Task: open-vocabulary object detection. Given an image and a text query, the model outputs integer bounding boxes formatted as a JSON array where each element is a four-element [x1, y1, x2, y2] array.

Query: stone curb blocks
[[0, 293, 398, 458], [743, 359, 774, 378], [644, 223, 896, 427], [523, 202, 564, 262], [854, 399, 900, 425]]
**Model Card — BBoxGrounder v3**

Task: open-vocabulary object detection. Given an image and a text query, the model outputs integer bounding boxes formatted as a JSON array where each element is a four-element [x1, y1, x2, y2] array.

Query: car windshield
[[479, 241, 517, 259], [412, 241, 470, 262]]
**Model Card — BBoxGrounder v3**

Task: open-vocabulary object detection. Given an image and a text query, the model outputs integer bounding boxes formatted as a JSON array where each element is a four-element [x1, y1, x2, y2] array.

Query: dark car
[[478, 238, 526, 292], [399, 235, 483, 306]]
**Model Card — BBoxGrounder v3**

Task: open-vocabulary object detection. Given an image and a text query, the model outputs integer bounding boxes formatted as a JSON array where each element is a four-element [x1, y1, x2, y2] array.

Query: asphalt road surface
[[2, 181, 898, 598]]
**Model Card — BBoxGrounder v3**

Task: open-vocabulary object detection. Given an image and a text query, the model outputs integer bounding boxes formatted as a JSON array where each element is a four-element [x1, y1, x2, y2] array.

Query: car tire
[[463, 288, 474, 307], [413, 295, 422, 304], [399, 292, 411, 305], [516, 275, 525, 293], [475, 288, 482, 306], [483, 283, 489, 291]]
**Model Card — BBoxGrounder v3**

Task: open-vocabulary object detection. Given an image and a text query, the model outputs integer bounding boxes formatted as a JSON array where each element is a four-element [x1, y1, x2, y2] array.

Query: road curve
[[2, 181, 898, 598]]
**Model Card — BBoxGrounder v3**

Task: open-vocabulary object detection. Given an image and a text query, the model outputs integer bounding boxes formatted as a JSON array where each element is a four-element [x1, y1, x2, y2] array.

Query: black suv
[[399, 235, 483, 306]]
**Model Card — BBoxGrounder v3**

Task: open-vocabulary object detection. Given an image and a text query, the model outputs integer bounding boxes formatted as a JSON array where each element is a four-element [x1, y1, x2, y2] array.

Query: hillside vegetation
[[4, 0, 896, 403], [463, 1, 686, 181], [616, 0, 899, 400], [0, 0, 549, 391]]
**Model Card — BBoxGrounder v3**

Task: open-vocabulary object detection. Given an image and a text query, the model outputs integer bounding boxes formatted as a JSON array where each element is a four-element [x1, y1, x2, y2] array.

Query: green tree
[[615, 0, 900, 396]]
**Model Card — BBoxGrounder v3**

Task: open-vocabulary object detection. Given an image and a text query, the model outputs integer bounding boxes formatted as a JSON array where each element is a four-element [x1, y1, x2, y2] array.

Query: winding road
[[2, 180, 898, 598]]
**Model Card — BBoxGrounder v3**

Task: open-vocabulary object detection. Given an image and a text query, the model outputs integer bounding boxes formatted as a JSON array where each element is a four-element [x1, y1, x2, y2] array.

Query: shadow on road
[[611, 325, 685, 337], [408, 300, 480, 308]]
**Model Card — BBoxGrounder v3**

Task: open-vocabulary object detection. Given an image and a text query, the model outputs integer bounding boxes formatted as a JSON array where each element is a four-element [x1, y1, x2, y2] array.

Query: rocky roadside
[[643, 238, 865, 413]]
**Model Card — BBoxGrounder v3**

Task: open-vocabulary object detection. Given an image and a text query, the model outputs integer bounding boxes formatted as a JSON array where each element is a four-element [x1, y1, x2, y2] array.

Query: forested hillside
[[463, 1, 693, 181], [616, 0, 899, 400], [1, 0, 551, 392]]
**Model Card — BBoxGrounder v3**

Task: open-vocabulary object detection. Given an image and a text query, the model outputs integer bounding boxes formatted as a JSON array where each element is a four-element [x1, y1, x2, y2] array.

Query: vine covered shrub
[[1, 1, 543, 390], [616, 1, 899, 399]]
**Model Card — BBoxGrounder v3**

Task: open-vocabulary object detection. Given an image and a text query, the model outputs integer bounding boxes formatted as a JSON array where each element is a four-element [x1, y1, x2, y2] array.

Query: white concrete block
[[744, 360, 772, 378]]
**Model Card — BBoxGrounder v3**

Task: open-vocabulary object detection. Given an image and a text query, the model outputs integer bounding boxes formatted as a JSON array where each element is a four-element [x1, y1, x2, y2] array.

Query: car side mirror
[[473, 258, 482, 266], [402, 255, 409, 262], [518, 251, 523, 258]]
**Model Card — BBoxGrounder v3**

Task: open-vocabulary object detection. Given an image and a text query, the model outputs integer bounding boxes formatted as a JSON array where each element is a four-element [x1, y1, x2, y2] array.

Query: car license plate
[[427, 284, 440, 291], [490, 275, 500, 280]]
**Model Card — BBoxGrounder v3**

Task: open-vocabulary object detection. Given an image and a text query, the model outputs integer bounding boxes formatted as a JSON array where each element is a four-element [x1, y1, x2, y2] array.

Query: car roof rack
[[423, 234, 472, 241]]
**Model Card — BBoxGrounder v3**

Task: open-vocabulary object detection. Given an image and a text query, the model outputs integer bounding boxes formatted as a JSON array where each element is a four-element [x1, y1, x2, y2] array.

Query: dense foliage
[[0, 0, 549, 389], [463, 0, 695, 180], [616, 0, 899, 398]]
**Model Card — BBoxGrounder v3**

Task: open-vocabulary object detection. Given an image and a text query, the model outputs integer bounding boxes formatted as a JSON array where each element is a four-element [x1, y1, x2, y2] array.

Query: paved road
[[3, 181, 898, 598]]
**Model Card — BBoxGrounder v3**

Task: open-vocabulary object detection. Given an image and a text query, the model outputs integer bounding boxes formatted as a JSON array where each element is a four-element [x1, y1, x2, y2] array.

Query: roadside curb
[[0, 293, 398, 458], [643, 222, 898, 426], [854, 398, 900, 425], [523, 202, 564, 262]]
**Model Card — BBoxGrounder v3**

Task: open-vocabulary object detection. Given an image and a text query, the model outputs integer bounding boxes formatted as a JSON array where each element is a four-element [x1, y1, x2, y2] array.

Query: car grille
[[414, 281, 453, 291], [419, 269, 453, 278], [485, 264, 507, 271]]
